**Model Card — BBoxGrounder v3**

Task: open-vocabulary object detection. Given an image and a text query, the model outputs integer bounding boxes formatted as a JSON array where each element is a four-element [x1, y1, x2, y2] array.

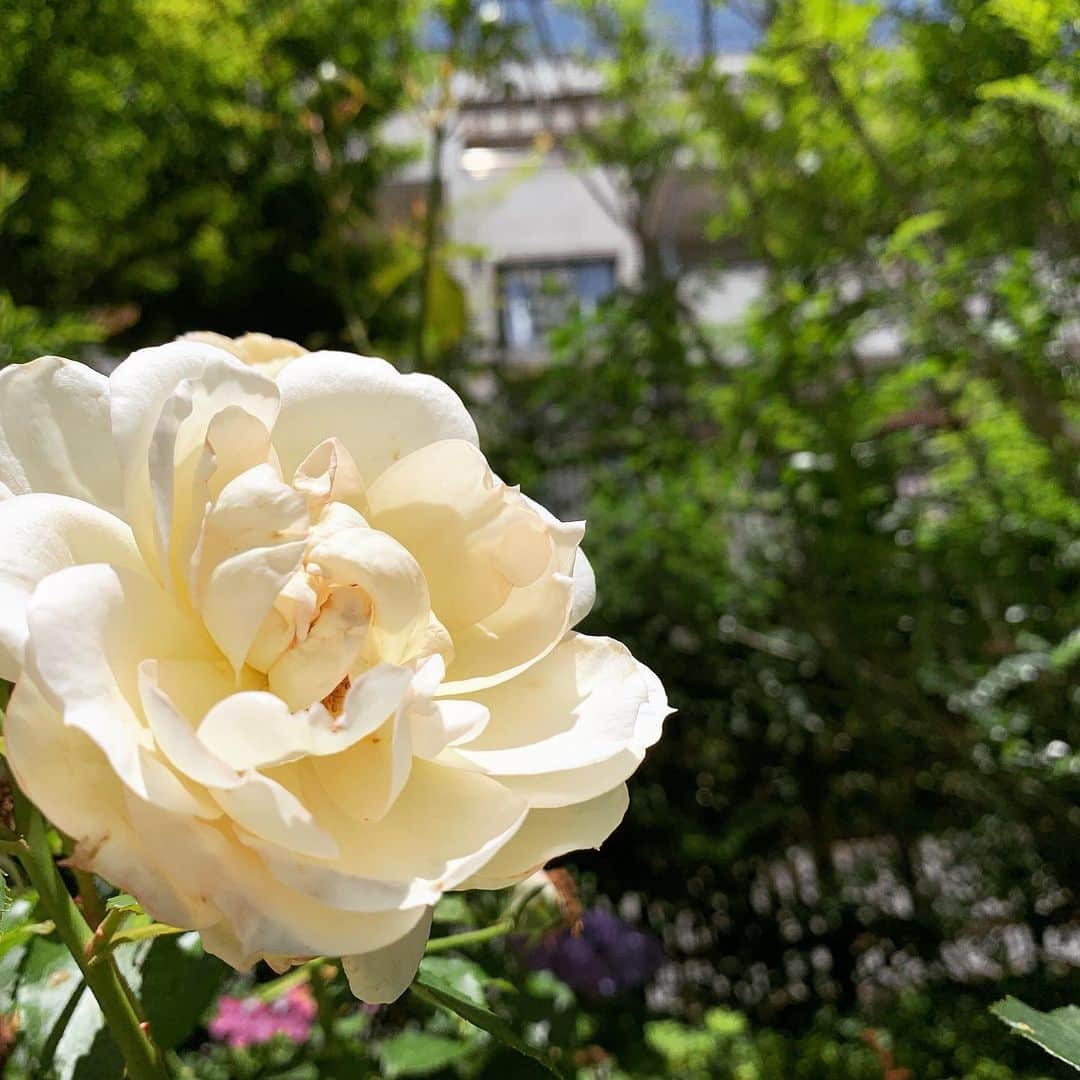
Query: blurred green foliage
[[0, 0, 423, 351], [0, 0, 1078, 1077], [483, 0, 1080, 1073]]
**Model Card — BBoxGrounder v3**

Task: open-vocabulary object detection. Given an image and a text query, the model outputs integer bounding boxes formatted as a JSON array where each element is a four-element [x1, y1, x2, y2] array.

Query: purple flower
[[524, 909, 663, 997], [208, 986, 317, 1049]]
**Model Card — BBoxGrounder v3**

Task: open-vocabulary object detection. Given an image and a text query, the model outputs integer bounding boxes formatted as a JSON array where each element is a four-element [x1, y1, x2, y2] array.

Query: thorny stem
[[73, 867, 105, 930], [11, 787, 169, 1080]]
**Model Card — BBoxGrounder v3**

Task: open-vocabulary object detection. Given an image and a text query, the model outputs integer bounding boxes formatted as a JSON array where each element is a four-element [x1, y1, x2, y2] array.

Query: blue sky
[[540, 0, 761, 52], [428, 1, 762, 55]]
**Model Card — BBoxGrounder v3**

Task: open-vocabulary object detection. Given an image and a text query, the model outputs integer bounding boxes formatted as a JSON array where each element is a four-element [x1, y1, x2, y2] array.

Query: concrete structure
[[380, 59, 763, 363]]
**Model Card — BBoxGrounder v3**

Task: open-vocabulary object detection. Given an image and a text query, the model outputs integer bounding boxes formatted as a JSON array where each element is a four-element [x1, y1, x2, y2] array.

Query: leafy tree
[[478, 0, 1080, 1049], [0, 0, 418, 354]]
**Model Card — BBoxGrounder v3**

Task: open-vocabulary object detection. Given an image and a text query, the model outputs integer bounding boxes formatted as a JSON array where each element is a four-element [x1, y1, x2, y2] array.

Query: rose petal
[[307, 526, 441, 667], [109, 340, 279, 584], [0, 494, 143, 680], [198, 664, 413, 770], [237, 760, 526, 915], [303, 759, 528, 888], [181, 331, 307, 376], [194, 463, 309, 671], [139, 669, 340, 859], [307, 706, 414, 824], [461, 785, 629, 890], [211, 771, 339, 860], [342, 907, 434, 1003], [445, 634, 669, 806], [24, 562, 217, 799], [0, 356, 123, 514], [5, 674, 220, 930], [118, 798, 430, 964], [410, 699, 490, 760], [272, 352, 478, 485]]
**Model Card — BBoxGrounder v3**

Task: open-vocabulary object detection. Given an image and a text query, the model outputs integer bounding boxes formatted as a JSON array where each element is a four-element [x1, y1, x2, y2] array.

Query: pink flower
[[208, 986, 317, 1049]]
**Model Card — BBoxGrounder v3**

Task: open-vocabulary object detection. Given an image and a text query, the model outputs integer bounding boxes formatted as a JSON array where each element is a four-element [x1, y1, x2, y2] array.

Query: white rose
[[0, 334, 669, 1001]]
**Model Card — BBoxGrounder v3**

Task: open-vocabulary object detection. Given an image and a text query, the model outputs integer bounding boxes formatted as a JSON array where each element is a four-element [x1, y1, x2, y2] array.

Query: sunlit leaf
[[992, 996, 1080, 1070], [977, 76, 1080, 123], [411, 966, 564, 1077], [378, 1031, 471, 1077]]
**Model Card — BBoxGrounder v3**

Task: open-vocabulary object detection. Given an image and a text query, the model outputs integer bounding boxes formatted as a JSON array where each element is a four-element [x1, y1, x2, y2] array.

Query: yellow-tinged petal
[[342, 908, 434, 1003], [193, 463, 309, 671], [110, 340, 279, 584], [198, 663, 413, 770], [117, 798, 431, 964], [181, 331, 307, 376], [0, 356, 123, 515], [0, 494, 143, 680], [461, 785, 630, 890], [5, 674, 221, 931], [365, 440, 552, 630], [239, 759, 527, 906], [210, 771, 339, 861], [308, 525, 441, 666], [272, 351, 478, 484], [445, 633, 669, 807], [24, 562, 217, 798], [308, 706, 414, 824]]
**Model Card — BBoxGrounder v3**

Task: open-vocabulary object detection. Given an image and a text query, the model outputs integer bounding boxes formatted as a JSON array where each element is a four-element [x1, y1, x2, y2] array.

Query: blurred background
[[1, 0, 1078, 1076]]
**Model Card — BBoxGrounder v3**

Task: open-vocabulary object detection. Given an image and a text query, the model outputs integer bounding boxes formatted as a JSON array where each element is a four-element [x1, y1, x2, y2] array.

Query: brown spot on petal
[[321, 675, 351, 721]]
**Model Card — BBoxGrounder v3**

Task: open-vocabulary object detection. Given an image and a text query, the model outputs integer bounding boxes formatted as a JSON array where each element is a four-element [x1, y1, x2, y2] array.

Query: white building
[[380, 59, 765, 363]]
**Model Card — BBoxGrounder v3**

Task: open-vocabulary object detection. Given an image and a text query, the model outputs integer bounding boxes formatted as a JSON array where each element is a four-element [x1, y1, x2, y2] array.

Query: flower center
[[320, 674, 351, 720]]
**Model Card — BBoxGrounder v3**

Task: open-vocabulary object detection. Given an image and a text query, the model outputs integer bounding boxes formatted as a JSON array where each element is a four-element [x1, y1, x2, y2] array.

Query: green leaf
[[378, 1031, 471, 1077], [10, 928, 225, 1077], [985, 0, 1073, 54], [885, 211, 948, 258], [13, 936, 88, 1074], [432, 894, 474, 926], [0, 169, 28, 223], [424, 263, 468, 354], [991, 996, 1080, 1070], [138, 931, 228, 1050], [418, 956, 488, 1006], [410, 967, 564, 1077], [0, 897, 39, 1012], [977, 76, 1080, 123], [1050, 628, 1080, 671], [103, 893, 141, 914], [109, 923, 184, 946]]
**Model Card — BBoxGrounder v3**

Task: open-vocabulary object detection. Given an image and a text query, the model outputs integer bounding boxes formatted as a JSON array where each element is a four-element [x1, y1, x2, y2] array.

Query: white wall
[[441, 133, 640, 347], [381, 91, 764, 354]]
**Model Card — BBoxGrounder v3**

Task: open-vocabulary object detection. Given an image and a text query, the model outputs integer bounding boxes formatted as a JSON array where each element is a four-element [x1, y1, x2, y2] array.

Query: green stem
[[256, 957, 329, 1001], [73, 868, 105, 930], [308, 961, 336, 1052], [254, 917, 518, 1005], [12, 790, 169, 1080], [423, 919, 515, 954]]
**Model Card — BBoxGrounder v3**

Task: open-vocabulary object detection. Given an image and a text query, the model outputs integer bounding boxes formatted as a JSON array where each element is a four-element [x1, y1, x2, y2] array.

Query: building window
[[497, 258, 616, 354]]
